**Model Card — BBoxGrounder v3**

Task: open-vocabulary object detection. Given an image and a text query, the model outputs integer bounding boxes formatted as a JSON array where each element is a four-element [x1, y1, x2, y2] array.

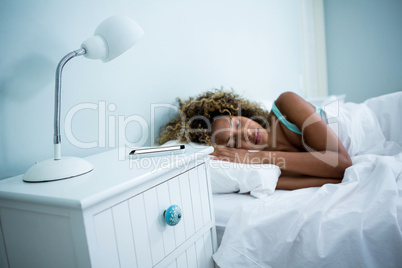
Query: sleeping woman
[[157, 89, 353, 190]]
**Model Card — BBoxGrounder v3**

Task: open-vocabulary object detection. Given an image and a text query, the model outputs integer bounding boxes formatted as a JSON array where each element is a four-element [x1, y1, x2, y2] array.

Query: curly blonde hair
[[157, 89, 270, 145]]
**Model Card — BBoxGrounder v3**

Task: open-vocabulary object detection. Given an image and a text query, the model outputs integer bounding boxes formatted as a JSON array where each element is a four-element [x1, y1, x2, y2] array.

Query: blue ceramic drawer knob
[[164, 205, 182, 226]]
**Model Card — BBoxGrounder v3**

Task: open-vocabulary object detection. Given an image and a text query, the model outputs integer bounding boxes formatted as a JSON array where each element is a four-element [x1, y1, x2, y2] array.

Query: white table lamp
[[23, 16, 144, 182]]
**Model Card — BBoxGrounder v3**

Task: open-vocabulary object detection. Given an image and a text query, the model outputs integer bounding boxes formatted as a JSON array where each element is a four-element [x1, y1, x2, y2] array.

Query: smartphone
[[129, 145, 186, 158]]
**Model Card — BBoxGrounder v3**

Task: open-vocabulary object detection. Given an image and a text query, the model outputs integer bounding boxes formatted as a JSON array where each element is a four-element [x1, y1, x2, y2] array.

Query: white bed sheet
[[213, 193, 255, 247], [213, 189, 318, 247], [213, 193, 255, 229], [213, 92, 402, 267]]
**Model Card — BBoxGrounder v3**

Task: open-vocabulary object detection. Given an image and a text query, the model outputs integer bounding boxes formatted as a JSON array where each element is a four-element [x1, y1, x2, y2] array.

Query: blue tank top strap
[[316, 106, 323, 117], [271, 102, 302, 134], [271, 102, 324, 135]]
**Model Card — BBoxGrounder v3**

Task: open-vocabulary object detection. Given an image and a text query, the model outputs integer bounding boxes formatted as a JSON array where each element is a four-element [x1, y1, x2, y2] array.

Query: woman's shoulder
[[274, 92, 315, 125], [275, 92, 306, 112]]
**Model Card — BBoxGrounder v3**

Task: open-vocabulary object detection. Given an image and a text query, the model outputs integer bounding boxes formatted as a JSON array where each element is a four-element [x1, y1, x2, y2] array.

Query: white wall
[[0, 0, 308, 179], [324, 0, 402, 103]]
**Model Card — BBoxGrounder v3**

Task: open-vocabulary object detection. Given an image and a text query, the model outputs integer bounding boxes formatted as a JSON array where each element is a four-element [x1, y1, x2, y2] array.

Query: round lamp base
[[23, 157, 93, 183]]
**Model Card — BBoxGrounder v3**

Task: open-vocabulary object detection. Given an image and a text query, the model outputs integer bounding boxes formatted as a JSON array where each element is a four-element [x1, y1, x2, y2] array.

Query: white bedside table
[[0, 146, 217, 268]]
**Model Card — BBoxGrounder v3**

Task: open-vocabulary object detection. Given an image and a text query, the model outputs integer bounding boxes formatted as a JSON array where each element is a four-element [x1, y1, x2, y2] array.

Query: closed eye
[[226, 138, 236, 148], [225, 117, 237, 148], [229, 119, 240, 148]]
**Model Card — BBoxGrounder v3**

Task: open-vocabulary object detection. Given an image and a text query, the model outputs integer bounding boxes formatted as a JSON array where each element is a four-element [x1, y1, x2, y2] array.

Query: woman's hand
[[211, 147, 265, 164]]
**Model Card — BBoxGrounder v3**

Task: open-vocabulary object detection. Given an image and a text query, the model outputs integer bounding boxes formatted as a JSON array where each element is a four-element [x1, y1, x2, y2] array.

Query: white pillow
[[162, 140, 280, 198]]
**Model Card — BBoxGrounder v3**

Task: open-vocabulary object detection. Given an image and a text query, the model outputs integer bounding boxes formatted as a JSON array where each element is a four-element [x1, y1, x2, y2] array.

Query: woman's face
[[211, 116, 268, 150]]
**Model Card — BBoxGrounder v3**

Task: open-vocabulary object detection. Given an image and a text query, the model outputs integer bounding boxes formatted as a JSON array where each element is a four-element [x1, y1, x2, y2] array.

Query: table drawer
[[92, 163, 212, 267]]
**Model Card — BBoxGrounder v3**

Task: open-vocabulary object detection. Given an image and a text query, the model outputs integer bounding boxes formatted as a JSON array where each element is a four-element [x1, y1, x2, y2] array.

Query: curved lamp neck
[[53, 48, 86, 160]]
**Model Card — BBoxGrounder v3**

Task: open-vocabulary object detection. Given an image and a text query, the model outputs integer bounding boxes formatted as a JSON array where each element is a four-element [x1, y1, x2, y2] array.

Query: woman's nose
[[246, 128, 252, 140]]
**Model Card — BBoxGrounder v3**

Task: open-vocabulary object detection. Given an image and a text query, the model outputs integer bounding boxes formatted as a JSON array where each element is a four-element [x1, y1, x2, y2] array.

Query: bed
[[209, 92, 402, 267], [164, 92, 402, 267]]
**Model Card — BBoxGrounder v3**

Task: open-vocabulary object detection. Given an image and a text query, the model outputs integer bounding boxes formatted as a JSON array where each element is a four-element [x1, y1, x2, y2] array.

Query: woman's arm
[[276, 175, 341, 190], [261, 150, 351, 178], [211, 148, 350, 179], [273, 92, 352, 178]]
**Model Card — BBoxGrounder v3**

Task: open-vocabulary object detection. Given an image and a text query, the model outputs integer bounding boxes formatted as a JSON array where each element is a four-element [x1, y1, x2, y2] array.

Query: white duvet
[[213, 92, 402, 267]]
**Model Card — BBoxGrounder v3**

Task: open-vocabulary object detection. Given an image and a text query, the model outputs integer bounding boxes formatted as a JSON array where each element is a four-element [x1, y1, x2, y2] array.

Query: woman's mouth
[[254, 129, 261, 144]]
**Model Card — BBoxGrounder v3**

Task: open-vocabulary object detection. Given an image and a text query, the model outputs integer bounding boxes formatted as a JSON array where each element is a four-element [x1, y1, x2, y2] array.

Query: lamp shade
[[81, 16, 144, 62]]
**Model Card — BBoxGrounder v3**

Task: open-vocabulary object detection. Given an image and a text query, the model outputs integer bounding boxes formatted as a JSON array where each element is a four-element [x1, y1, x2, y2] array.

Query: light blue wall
[[324, 0, 402, 103], [0, 0, 305, 179]]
